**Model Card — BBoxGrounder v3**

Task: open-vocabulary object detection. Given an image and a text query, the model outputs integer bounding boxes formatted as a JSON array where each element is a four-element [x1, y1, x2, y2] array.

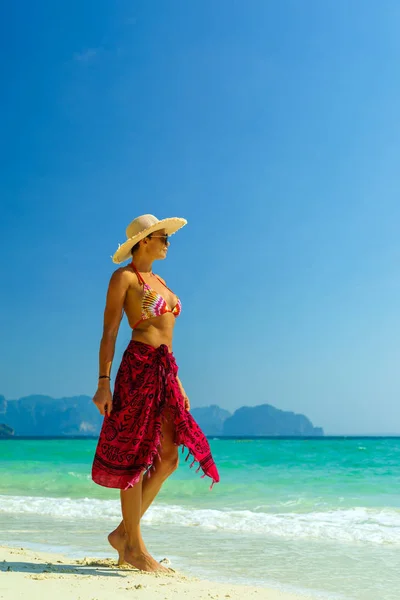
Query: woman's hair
[[130, 234, 153, 256]]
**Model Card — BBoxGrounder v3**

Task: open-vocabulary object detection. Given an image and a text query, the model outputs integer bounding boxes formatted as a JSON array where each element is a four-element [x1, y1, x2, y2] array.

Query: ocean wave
[[1, 495, 399, 545], [67, 472, 91, 480]]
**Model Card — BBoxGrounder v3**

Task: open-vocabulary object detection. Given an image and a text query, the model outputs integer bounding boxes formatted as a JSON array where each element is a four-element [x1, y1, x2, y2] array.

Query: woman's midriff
[[129, 313, 176, 351]]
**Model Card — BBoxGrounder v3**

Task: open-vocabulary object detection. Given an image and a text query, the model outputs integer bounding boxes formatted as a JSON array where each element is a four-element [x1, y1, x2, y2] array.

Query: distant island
[[0, 423, 14, 438], [0, 393, 324, 437]]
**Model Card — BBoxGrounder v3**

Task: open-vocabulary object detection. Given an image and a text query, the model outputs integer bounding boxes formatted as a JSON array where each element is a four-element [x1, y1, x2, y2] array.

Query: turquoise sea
[[0, 437, 399, 600]]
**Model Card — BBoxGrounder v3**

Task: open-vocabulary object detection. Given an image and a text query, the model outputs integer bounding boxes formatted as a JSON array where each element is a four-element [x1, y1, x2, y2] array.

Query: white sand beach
[[0, 545, 316, 600]]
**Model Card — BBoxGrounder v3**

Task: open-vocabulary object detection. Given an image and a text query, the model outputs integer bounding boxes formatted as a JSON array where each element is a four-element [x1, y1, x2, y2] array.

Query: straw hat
[[112, 214, 187, 264]]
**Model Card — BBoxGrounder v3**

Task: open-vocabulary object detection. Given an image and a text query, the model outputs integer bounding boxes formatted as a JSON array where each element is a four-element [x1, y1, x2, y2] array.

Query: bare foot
[[124, 546, 170, 573], [108, 529, 126, 566]]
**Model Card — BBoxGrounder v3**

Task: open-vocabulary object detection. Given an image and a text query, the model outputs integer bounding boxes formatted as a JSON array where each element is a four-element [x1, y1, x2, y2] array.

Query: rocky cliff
[[0, 394, 323, 437]]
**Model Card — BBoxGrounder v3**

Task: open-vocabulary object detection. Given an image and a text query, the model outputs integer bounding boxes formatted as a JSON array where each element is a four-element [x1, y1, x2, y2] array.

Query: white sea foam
[[67, 472, 91, 480], [1, 494, 399, 546]]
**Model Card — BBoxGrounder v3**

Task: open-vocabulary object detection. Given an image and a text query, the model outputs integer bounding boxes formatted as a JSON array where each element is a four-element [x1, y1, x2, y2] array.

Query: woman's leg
[[109, 412, 179, 565], [142, 411, 180, 514], [120, 472, 169, 572]]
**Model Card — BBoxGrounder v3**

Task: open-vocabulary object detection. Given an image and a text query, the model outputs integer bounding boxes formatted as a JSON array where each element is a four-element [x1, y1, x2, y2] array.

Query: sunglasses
[[150, 234, 169, 244]]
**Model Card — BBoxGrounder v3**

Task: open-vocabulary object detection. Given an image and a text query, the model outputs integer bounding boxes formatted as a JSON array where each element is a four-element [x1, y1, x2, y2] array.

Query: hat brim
[[112, 217, 187, 264]]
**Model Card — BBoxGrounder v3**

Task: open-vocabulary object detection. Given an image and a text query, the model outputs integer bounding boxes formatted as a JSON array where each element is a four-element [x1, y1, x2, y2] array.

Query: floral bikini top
[[130, 262, 182, 329]]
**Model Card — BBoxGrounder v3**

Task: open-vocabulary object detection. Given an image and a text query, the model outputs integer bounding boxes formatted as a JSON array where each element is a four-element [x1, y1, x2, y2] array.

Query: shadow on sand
[[0, 557, 138, 578]]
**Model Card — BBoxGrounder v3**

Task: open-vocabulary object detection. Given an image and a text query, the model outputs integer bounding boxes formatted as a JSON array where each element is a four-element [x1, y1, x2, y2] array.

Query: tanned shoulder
[[108, 265, 137, 290]]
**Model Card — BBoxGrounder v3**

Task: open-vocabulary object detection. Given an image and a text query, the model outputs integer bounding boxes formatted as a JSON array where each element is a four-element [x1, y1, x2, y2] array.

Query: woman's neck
[[131, 256, 154, 273]]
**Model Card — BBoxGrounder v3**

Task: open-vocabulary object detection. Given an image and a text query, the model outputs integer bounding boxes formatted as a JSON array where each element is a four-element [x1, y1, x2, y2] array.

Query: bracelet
[[98, 375, 111, 380]]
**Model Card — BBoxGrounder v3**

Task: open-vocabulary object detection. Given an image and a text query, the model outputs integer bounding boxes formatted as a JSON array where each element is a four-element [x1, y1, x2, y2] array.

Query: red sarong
[[92, 341, 220, 490]]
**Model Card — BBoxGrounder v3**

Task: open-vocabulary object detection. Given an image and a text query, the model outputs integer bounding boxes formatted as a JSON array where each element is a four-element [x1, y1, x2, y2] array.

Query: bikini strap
[[130, 261, 146, 286]]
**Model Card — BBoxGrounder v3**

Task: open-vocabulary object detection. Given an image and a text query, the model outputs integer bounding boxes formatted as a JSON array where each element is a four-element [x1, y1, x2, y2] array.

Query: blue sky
[[1, 1, 400, 434]]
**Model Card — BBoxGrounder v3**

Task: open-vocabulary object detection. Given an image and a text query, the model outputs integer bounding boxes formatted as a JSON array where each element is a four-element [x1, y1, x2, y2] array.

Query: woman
[[92, 214, 219, 573]]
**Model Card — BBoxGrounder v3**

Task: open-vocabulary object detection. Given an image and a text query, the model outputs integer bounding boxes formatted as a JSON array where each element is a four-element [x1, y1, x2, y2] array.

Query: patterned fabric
[[92, 341, 220, 490], [131, 262, 181, 329]]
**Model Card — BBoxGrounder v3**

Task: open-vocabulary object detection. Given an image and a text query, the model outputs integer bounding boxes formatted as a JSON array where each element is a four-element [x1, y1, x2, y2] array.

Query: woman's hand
[[184, 395, 190, 411], [92, 382, 113, 416], [176, 376, 190, 411]]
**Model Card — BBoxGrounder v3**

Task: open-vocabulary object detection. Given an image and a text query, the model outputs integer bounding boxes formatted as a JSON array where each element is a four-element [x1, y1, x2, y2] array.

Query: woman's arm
[[93, 269, 130, 415]]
